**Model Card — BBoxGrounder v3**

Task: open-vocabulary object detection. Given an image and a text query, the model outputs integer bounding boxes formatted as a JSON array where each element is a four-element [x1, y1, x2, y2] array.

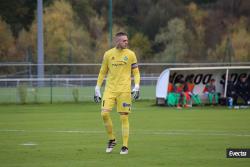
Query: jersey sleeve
[[96, 53, 109, 87], [131, 53, 140, 86]]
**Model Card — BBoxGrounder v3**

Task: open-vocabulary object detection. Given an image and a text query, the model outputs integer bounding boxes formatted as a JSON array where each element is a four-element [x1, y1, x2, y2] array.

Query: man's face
[[241, 77, 247, 82], [115, 35, 128, 49]]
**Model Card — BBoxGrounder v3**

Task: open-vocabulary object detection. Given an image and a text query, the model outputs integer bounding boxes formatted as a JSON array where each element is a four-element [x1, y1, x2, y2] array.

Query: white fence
[[0, 63, 249, 104], [0, 76, 158, 104]]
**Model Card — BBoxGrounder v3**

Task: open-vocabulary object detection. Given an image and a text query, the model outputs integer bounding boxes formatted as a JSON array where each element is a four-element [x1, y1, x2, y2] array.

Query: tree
[[16, 0, 94, 75], [18, 0, 92, 64], [155, 18, 188, 63], [130, 32, 152, 62], [0, 17, 15, 62], [16, 28, 34, 63], [214, 17, 250, 62], [144, 0, 185, 39], [185, 2, 207, 62], [0, 17, 18, 75], [68, 0, 95, 30], [216, 0, 250, 17], [230, 18, 250, 61], [231, 29, 250, 61], [0, 0, 53, 37]]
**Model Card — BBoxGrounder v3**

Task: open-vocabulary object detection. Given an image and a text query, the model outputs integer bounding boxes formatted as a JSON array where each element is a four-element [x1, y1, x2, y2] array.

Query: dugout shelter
[[156, 66, 250, 105]]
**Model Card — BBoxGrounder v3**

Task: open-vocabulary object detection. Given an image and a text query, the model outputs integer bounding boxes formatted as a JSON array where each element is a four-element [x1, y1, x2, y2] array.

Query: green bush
[[30, 88, 38, 103], [17, 84, 27, 104], [72, 88, 79, 103]]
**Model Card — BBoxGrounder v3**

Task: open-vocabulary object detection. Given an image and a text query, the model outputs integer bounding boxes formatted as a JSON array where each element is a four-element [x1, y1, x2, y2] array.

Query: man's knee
[[101, 109, 111, 116], [119, 112, 129, 115]]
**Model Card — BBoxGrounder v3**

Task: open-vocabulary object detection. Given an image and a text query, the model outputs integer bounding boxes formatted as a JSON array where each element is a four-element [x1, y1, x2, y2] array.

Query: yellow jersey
[[97, 47, 140, 93]]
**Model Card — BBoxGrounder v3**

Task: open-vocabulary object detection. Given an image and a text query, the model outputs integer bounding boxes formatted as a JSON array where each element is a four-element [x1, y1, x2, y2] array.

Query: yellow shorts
[[102, 91, 131, 113]]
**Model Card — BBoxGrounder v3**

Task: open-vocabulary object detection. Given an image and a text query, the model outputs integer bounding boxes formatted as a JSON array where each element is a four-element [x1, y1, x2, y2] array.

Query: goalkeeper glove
[[132, 84, 140, 100], [94, 86, 102, 103]]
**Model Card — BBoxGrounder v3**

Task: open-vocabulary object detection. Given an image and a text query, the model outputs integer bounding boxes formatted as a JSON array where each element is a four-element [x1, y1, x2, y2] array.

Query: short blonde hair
[[115, 32, 128, 37]]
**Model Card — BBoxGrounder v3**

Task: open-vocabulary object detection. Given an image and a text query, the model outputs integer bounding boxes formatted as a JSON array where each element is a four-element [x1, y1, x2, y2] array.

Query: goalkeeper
[[94, 32, 140, 155]]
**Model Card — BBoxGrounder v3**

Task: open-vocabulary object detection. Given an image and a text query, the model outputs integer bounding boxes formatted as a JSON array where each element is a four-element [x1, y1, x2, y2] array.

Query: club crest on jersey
[[123, 56, 128, 62]]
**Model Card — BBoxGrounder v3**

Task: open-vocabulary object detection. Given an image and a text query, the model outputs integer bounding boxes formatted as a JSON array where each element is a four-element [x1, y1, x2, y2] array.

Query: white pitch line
[[1, 129, 250, 137], [0, 129, 25, 132], [20, 142, 37, 146], [134, 129, 250, 137], [54, 130, 104, 134], [0, 129, 104, 134], [138, 131, 250, 137]]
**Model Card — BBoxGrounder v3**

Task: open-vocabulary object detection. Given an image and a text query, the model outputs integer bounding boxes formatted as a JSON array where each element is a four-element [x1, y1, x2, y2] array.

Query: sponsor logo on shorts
[[123, 103, 131, 107]]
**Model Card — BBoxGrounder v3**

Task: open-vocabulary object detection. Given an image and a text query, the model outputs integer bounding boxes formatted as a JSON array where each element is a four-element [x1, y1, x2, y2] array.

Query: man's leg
[[117, 92, 131, 154], [167, 93, 176, 106], [119, 112, 129, 154], [193, 94, 201, 105], [192, 94, 197, 104], [214, 93, 219, 104], [234, 94, 239, 105], [231, 93, 237, 105], [101, 110, 115, 140], [208, 93, 213, 104], [101, 92, 116, 153], [175, 93, 182, 108], [247, 93, 250, 105], [182, 93, 187, 106], [183, 92, 191, 107], [120, 113, 129, 149], [197, 95, 202, 104], [241, 94, 249, 105], [101, 110, 116, 153]]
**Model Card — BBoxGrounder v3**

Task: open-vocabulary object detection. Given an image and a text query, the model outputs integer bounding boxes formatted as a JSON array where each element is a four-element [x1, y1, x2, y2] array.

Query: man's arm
[[132, 64, 140, 100], [97, 58, 108, 88], [132, 64, 140, 86], [94, 55, 108, 103]]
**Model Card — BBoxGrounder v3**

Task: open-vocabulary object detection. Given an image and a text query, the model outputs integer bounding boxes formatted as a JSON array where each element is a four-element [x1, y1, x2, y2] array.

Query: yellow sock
[[120, 114, 129, 147], [101, 112, 115, 140]]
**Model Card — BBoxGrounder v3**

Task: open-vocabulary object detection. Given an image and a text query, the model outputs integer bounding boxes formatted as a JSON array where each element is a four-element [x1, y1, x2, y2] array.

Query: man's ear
[[114, 37, 120, 44]]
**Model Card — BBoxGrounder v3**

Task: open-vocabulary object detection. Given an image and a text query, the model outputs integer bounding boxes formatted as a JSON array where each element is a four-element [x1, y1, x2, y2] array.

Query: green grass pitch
[[0, 101, 250, 167]]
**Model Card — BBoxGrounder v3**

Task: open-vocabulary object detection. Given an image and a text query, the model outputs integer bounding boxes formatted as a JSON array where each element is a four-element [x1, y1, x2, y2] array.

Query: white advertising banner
[[156, 67, 250, 104]]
